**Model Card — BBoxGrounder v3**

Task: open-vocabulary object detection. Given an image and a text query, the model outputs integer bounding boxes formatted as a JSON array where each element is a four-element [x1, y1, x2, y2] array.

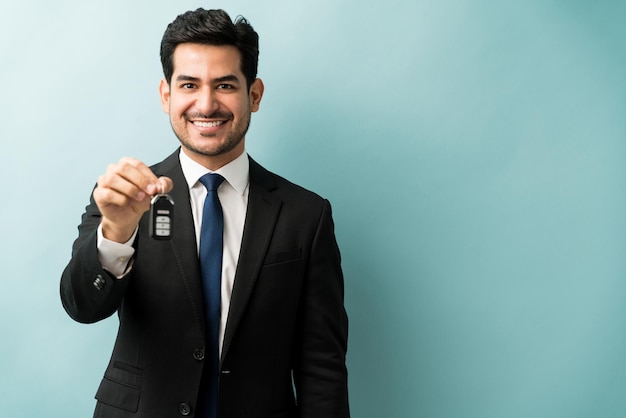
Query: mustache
[[185, 111, 233, 120]]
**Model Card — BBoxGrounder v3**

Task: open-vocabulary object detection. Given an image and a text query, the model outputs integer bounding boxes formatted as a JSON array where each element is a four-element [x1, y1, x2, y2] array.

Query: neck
[[181, 143, 245, 171]]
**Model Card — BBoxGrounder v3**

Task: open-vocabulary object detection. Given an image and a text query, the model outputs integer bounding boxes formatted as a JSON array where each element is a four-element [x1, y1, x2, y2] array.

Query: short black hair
[[160, 8, 259, 89]]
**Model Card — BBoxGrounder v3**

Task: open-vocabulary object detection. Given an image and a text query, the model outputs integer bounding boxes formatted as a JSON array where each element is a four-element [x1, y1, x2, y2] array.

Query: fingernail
[[146, 184, 155, 194]]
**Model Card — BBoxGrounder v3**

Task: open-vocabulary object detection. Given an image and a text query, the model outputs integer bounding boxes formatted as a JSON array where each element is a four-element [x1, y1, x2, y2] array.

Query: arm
[[294, 200, 350, 418], [60, 157, 172, 323], [60, 194, 132, 323]]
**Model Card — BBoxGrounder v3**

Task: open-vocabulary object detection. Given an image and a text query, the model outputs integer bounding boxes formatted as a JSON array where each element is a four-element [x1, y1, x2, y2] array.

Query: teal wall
[[1, 1, 624, 417]]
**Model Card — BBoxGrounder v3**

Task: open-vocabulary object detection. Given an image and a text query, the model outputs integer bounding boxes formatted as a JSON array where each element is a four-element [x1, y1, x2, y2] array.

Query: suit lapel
[[155, 151, 206, 333], [221, 158, 282, 362]]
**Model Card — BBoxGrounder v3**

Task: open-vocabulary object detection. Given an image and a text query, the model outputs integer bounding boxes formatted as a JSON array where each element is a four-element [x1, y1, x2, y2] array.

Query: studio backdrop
[[1, 1, 625, 417]]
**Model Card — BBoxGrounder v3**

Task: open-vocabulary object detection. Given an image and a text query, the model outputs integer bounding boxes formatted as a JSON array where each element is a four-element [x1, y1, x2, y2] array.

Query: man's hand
[[93, 157, 173, 243]]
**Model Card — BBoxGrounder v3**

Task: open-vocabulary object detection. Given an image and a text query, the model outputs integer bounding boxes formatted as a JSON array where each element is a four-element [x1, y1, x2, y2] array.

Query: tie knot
[[199, 173, 225, 192]]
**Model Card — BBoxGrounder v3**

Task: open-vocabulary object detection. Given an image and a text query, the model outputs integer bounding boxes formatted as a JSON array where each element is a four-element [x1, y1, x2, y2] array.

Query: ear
[[249, 78, 264, 112], [159, 79, 171, 114]]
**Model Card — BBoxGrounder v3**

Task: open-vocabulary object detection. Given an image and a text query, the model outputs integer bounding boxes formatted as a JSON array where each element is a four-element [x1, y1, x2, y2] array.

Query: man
[[60, 8, 349, 418]]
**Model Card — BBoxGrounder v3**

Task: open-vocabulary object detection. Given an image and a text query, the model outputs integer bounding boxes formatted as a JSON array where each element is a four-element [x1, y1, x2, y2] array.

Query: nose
[[195, 87, 219, 115]]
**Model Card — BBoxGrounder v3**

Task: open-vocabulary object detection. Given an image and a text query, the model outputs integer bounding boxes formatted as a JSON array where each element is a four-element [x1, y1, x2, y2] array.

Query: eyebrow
[[175, 75, 201, 83], [175, 74, 241, 84], [215, 75, 241, 84]]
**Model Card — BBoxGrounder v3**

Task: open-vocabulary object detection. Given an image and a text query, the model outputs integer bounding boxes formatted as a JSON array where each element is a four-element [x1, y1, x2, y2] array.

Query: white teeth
[[193, 120, 224, 128]]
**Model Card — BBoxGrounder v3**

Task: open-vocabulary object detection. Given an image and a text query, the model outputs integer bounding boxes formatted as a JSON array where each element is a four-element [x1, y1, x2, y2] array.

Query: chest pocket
[[263, 248, 302, 266]]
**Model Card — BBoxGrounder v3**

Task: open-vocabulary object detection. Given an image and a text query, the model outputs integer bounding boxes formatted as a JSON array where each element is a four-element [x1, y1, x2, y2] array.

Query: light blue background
[[1, 1, 625, 417]]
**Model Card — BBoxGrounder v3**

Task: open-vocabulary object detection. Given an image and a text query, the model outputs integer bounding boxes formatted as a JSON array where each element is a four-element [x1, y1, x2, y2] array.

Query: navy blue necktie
[[198, 173, 225, 418]]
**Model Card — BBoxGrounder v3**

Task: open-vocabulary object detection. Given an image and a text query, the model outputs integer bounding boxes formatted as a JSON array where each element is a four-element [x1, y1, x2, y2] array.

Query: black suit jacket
[[60, 150, 349, 418]]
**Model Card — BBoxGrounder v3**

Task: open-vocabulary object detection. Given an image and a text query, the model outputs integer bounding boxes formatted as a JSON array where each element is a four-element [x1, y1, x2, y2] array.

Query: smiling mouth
[[192, 120, 226, 128]]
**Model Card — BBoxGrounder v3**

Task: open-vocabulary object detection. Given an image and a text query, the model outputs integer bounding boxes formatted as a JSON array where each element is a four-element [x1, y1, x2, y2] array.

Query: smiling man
[[60, 8, 349, 418], [161, 43, 261, 170]]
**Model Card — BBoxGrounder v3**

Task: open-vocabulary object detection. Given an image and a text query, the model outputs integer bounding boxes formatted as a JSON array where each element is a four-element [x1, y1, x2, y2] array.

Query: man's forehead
[[172, 43, 241, 61], [172, 43, 242, 76]]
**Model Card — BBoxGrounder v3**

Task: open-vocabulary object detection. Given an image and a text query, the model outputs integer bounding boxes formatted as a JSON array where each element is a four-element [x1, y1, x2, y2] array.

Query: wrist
[[100, 219, 138, 243]]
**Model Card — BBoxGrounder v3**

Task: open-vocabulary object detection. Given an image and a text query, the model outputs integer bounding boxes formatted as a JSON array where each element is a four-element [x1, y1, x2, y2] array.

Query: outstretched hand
[[94, 157, 173, 243]]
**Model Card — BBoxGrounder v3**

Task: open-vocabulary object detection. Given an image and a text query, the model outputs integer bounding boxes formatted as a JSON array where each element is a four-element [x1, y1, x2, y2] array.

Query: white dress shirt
[[97, 149, 250, 353]]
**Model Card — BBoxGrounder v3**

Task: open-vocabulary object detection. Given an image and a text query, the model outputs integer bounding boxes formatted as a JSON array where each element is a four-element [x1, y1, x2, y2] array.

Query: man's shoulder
[[249, 157, 327, 205]]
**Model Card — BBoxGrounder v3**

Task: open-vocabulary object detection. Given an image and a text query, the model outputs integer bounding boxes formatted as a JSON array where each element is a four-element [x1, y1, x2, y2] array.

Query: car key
[[149, 185, 174, 240]]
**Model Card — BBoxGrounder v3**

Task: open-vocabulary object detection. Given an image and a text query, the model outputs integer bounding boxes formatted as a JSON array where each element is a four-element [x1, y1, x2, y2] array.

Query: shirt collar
[[179, 148, 250, 195]]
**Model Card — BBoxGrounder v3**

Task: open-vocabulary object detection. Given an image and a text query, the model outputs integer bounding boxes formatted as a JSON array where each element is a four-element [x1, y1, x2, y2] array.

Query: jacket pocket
[[95, 376, 140, 413], [95, 361, 142, 412], [263, 248, 302, 266]]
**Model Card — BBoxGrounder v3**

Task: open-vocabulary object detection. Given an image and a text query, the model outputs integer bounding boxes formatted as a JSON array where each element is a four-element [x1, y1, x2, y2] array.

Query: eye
[[217, 83, 235, 90], [180, 83, 196, 89]]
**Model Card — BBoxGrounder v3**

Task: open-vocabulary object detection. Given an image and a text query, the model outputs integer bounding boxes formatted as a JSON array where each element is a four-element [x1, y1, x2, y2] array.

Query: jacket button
[[193, 349, 204, 361], [179, 403, 191, 416]]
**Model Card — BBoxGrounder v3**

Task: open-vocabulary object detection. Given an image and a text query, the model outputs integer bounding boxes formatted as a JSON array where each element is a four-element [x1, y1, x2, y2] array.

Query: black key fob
[[149, 193, 174, 240]]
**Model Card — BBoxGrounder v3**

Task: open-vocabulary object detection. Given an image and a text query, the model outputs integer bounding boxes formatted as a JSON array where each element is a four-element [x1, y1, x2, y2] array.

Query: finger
[[117, 159, 174, 197], [93, 181, 137, 208], [99, 168, 148, 202], [116, 157, 160, 194], [156, 176, 174, 195], [102, 158, 159, 200], [143, 176, 174, 197]]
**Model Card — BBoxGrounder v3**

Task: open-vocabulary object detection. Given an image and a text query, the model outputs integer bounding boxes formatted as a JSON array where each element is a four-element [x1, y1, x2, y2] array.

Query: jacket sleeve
[[60, 191, 132, 324], [293, 199, 350, 418]]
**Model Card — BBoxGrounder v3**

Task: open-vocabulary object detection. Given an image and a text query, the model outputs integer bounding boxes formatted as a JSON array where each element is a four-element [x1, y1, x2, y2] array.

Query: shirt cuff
[[97, 224, 137, 279]]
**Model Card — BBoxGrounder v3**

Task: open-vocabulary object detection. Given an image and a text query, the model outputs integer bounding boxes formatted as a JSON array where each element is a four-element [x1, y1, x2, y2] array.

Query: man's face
[[159, 43, 263, 170]]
